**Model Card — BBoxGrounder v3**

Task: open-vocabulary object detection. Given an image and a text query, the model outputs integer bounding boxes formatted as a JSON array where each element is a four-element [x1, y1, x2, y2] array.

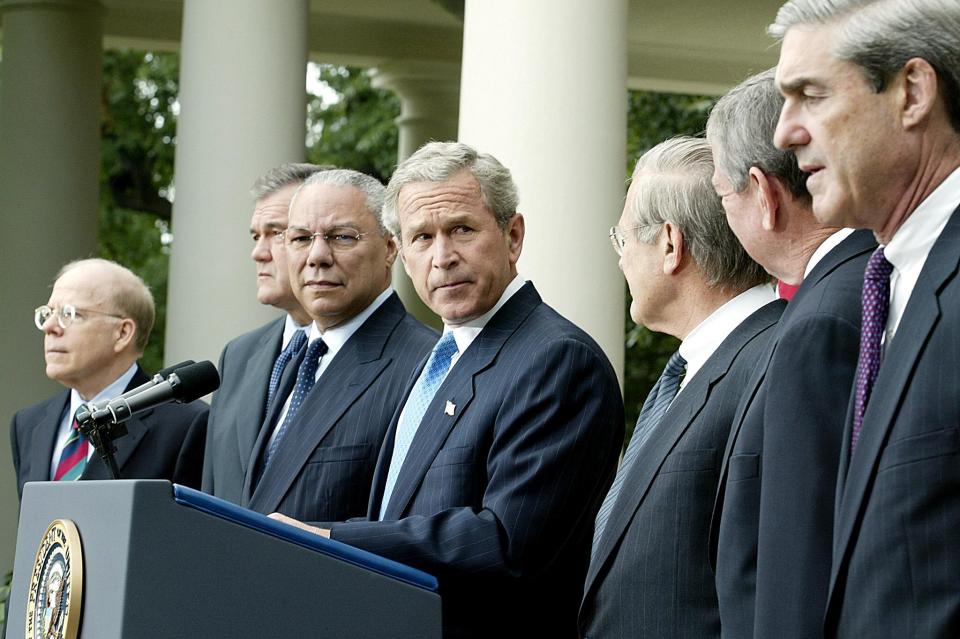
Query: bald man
[[10, 258, 208, 498]]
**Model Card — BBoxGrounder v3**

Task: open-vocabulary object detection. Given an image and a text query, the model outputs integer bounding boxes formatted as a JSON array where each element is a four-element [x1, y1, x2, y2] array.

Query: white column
[[166, 0, 308, 367], [372, 61, 461, 329], [459, 0, 628, 378], [0, 0, 103, 575]]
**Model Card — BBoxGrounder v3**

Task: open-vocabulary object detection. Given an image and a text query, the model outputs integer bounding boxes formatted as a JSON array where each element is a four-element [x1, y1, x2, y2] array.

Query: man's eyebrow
[[778, 75, 815, 94]]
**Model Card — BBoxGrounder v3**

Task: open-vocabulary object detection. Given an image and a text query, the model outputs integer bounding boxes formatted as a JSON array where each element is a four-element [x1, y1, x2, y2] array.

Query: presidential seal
[[25, 519, 83, 639]]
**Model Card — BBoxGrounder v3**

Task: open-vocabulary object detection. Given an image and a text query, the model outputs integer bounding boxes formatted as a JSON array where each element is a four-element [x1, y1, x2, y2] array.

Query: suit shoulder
[[150, 397, 209, 426], [221, 317, 285, 355], [510, 303, 616, 372], [11, 392, 66, 426]]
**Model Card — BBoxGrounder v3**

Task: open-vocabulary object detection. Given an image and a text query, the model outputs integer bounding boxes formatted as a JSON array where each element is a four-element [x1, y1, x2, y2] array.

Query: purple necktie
[[851, 247, 893, 455]]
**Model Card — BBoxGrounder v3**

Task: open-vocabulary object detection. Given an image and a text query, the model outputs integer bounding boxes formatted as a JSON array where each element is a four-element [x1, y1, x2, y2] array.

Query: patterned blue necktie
[[379, 332, 459, 519], [262, 337, 327, 468], [592, 350, 687, 553], [266, 329, 307, 415]]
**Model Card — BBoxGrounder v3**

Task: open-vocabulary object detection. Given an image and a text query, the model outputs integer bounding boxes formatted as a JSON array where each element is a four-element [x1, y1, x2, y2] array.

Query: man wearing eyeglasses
[[10, 258, 208, 499], [202, 163, 326, 504], [240, 169, 437, 524], [579, 137, 785, 639]]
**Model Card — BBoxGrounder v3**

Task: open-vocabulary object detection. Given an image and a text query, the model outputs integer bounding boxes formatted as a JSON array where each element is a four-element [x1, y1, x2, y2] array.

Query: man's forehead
[[51, 269, 110, 305], [776, 22, 840, 88]]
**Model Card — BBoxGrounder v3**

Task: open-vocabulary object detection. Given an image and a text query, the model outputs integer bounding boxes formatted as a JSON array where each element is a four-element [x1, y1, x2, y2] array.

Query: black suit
[[202, 316, 285, 504], [826, 206, 960, 637], [10, 366, 208, 498], [580, 299, 785, 639], [331, 283, 624, 639], [711, 230, 875, 639], [242, 293, 437, 523]]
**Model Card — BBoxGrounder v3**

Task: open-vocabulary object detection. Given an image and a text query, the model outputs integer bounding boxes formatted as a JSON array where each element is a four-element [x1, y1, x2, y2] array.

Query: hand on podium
[[269, 512, 331, 538]]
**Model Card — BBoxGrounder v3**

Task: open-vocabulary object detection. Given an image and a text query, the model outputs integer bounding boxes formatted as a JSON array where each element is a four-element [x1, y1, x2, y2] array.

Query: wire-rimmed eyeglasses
[[283, 228, 369, 252], [609, 223, 659, 257], [34, 304, 124, 330]]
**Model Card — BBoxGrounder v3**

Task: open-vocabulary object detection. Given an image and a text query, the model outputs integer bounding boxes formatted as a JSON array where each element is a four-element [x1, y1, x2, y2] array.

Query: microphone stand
[[74, 404, 126, 480]]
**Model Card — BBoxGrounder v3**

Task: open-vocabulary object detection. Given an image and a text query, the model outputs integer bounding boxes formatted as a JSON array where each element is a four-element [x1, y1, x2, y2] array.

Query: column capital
[[371, 60, 462, 122]]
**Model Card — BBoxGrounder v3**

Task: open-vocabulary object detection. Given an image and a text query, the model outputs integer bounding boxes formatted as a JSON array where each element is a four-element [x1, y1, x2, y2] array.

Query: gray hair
[[290, 169, 389, 234], [706, 68, 810, 200], [769, 0, 960, 132], [383, 141, 519, 240], [629, 137, 771, 291], [56, 258, 155, 353], [250, 162, 332, 200]]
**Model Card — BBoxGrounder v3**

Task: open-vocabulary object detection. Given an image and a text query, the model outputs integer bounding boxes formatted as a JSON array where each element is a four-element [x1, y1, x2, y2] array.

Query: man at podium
[[9, 258, 208, 498], [272, 142, 624, 638]]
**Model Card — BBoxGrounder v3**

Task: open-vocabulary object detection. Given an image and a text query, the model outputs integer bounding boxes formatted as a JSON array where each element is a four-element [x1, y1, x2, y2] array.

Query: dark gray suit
[[331, 282, 624, 639], [201, 315, 285, 504], [242, 292, 436, 523], [826, 206, 960, 637], [711, 230, 875, 639], [11, 366, 208, 498], [579, 299, 785, 639]]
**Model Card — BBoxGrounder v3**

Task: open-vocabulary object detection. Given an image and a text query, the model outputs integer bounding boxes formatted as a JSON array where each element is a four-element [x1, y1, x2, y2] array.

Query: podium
[[6, 481, 441, 638]]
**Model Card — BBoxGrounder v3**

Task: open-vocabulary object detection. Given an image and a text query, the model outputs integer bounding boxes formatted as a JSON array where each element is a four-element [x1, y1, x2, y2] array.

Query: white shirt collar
[[444, 274, 526, 365], [306, 287, 394, 369], [282, 313, 311, 349], [883, 166, 960, 343], [803, 228, 855, 280], [678, 283, 778, 390]]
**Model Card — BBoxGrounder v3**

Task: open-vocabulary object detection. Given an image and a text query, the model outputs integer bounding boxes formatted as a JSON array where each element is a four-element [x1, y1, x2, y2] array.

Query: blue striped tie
[[262, 337, 327, 468], [379, 332, 459, 519], [266, 329, 307, 415], [592, 350, 686, 553]]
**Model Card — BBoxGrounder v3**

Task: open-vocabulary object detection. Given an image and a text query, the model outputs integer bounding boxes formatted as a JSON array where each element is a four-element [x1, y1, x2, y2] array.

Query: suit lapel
[[237, 318, 285, 475], [829, 208, 960, 606], [30, 392, 70, 482], [382, 283, 541, 519], [81, 368, 152, 480], [248, 296, 406, 512]]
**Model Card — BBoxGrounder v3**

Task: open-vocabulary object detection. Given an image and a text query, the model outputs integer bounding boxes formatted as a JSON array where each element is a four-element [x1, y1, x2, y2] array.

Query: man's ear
[[900, 57, 939, 130], [750, 167, 780, 232], [505, 213, 525, 266], [661, 222, 685, 275], [384, 235, 398, 268], [114, 319, 137, 354]]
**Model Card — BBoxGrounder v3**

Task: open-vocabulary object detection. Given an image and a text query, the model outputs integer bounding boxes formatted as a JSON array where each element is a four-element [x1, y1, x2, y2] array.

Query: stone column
[[372, 61, 461, 329], [458, 0, 628, 378], [165, 0, 308, 368], [0, 0, 104, 576]]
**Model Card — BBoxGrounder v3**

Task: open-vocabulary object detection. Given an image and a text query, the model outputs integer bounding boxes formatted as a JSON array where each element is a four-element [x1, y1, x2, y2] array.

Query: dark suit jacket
[[10, 366, 208, 499], [241, 293, 437, 523], [711, 230, 875, 639], [202, 316, 285, 504], [825, 206, 960, 638], [330, 282, 624, 639], [579, 298, 785, 639]]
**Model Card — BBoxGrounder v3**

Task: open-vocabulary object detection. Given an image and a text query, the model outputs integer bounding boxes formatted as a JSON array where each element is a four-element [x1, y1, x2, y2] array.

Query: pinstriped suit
[[579, 299, 785, 639], [826, 206, 960, 637], [202, 316, 285, 504], [330, 282, 624, 639], [10, 366, 208, 498], [711, 229, 875, 639], [241, 292, 436, 523]]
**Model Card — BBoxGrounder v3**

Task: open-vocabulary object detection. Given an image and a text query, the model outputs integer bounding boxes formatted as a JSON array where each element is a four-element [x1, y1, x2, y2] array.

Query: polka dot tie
[[592, 350, 686, 553], [379, 332, 459, 519], [266, 329, 307, 415], [263, 337, 328, 468], [851, 247, 893, 455]]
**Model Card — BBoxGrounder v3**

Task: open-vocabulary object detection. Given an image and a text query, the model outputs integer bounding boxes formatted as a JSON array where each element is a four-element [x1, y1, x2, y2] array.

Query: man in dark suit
[[272, 142, 624, 638], [771, 1, 960, 636], [706, 68, 875, 639], [242, 168, 436, 522], [202, 163, 325, 503], [11, 258, 207, 498], [578, 136, 784, 639]]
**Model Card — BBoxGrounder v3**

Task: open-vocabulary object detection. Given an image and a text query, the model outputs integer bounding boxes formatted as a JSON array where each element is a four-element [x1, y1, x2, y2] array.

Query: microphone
[[83, 361, 219, 426], [87, 360, 196, 412]]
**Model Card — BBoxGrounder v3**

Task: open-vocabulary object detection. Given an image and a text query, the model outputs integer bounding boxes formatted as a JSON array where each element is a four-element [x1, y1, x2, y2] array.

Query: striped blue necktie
[[592, 350, 687, 553], [379, 332, 459, 519], [265, 329, 308, 415]]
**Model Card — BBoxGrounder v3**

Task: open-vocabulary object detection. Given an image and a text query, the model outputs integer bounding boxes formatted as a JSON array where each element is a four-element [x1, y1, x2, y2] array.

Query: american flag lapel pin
[[445, 400, 456, 416]]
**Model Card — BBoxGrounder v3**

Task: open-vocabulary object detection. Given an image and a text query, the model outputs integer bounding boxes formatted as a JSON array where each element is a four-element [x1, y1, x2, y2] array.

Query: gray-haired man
[[771, 1, 960, 635]]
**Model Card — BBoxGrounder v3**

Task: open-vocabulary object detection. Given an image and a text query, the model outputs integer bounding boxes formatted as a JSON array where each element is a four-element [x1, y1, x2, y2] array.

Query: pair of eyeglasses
[[34, 304, 124, 330], [251, 229, 286, 245], [283, 229, 369, 252], [609, 223, 659, 257]]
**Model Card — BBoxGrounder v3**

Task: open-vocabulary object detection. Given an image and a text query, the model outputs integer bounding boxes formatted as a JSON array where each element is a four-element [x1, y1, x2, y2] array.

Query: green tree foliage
[[622, 92, 714, 432], [307, 66, 400, 183]]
